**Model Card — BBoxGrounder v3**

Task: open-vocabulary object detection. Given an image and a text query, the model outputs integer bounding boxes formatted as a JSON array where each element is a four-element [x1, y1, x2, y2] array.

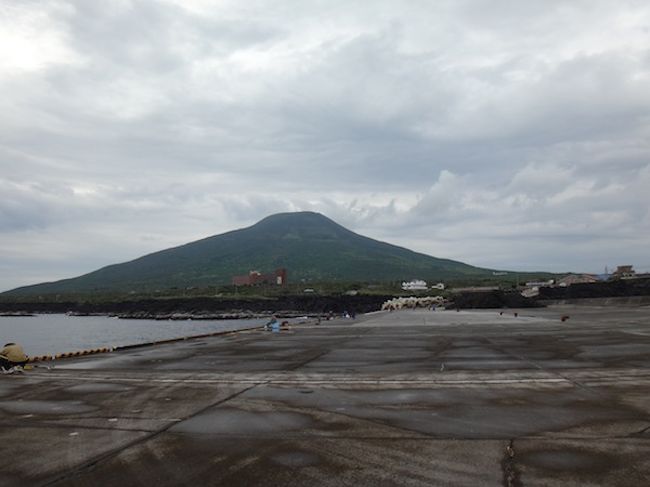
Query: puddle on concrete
[[0, 383, 17, 398], [525, 359, 601, 368], [0, 399, 96, 415], [432, 360, 535, 370], [55, 357, 125, 370], [270, 451, 320, 467], [64, 383, 132, 394], [171, 408, 313, 436], [244, 385, 642, 438], [579, 344, 650, 359], [520, 449, 618, 473], [439, 348, 509, 359], [247, 387, 509, 408]]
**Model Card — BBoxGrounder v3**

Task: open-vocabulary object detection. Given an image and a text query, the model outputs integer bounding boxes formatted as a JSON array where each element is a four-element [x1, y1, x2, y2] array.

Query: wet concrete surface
[[1, 306, 649, 486]]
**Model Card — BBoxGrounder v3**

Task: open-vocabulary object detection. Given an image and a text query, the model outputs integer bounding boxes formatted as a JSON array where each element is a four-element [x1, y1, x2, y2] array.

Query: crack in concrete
[[287, 329, 372, 371], [40, 381, 266, 487], [481, 336, 604, 397], [287, 349, 333, 370]]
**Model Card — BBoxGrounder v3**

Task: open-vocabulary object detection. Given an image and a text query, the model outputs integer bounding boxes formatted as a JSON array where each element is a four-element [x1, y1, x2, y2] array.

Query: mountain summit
[[5, 212, 494, 295]]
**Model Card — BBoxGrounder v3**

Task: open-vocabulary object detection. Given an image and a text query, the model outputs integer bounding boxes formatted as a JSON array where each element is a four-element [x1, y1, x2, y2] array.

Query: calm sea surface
[[0, 314, 267, 356]]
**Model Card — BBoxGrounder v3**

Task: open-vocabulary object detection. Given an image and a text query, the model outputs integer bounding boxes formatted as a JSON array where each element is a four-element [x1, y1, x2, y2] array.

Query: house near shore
[[557, 274, 599, 287], [612, 265, 636, 279], [232, 268, 287, 286], [521, 279, 554, 298]]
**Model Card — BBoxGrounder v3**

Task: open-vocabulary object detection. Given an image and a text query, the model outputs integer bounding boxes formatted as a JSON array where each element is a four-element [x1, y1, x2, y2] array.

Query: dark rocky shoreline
[[450, 290, 540, 309], [538, 277, 650, 300], [0, 294, 394, 319], [3, 279, 647, 317]]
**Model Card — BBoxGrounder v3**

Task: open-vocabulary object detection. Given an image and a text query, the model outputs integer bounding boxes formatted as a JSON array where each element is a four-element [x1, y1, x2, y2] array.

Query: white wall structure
[[402, 279, 428, 291]]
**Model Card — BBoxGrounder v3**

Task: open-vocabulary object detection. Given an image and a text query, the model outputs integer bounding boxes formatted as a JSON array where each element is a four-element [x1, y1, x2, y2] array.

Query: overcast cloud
[[1, 0, 649, 291]]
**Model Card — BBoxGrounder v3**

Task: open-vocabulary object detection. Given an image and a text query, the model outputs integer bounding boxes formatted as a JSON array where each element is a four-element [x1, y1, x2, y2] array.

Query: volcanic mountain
[[5, 212, 497, 295]]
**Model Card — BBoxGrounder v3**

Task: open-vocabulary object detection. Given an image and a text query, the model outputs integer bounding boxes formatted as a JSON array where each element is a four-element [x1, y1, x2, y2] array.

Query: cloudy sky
[[1, 0, 649, 291]]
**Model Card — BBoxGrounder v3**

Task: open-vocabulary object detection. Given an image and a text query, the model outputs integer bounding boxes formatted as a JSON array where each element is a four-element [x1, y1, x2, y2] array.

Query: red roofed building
[[232, 268, 287, 286]]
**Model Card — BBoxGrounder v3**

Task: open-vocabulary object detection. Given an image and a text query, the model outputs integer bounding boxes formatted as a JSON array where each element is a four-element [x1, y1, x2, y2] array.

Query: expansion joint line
[[480, 336, 601, 397], [40, 380, 268, 487], [287, 349, 332, 370], [632, 424, 650, 436], [287, 328, 373, 371]]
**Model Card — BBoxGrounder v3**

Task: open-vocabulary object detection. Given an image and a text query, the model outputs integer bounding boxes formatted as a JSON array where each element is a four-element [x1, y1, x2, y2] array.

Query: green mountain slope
[[4, 212, 497, 295]]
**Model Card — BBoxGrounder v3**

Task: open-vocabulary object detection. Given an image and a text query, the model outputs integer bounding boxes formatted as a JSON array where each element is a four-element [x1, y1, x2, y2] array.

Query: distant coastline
[[0, 294, 393, 319], [2, 278, 649, 318]]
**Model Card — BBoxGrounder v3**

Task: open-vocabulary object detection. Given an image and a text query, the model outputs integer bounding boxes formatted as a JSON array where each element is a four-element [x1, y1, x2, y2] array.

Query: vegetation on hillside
[[2, 212, 556, 298]]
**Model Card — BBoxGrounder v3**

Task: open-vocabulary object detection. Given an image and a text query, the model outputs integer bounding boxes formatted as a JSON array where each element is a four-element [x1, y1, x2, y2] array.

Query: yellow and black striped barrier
[[28, 347, 112, 363]]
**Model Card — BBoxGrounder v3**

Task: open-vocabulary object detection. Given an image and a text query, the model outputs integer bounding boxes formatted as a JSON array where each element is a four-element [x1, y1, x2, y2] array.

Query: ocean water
[[0, 314, 267, 356]]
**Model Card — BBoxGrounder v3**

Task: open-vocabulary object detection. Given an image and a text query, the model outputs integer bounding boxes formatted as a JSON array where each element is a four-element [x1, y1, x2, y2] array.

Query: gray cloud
[[1, 0, 649, 291]]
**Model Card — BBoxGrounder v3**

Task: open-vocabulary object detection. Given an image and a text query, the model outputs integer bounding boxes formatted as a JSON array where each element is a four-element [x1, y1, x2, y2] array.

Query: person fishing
[[264, 316, 279, 332], [0, 342, 28, 374]]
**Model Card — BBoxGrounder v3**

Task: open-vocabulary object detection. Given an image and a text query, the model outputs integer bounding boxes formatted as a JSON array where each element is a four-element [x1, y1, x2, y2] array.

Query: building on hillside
[[612, 265, 635, 279], [402, 279, 428, 291], [521, 279, 554, 298], [232, 268, 287, 286], [557, 274, 599, 287], [431, 282, 445, 290]]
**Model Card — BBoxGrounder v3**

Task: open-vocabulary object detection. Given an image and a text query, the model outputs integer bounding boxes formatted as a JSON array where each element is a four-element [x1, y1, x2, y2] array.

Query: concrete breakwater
[[3, 305, 650, 486]]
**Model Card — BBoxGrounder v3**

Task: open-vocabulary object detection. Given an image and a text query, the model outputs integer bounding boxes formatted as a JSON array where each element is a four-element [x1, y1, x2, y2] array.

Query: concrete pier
[[1, 305, 649, 486]]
